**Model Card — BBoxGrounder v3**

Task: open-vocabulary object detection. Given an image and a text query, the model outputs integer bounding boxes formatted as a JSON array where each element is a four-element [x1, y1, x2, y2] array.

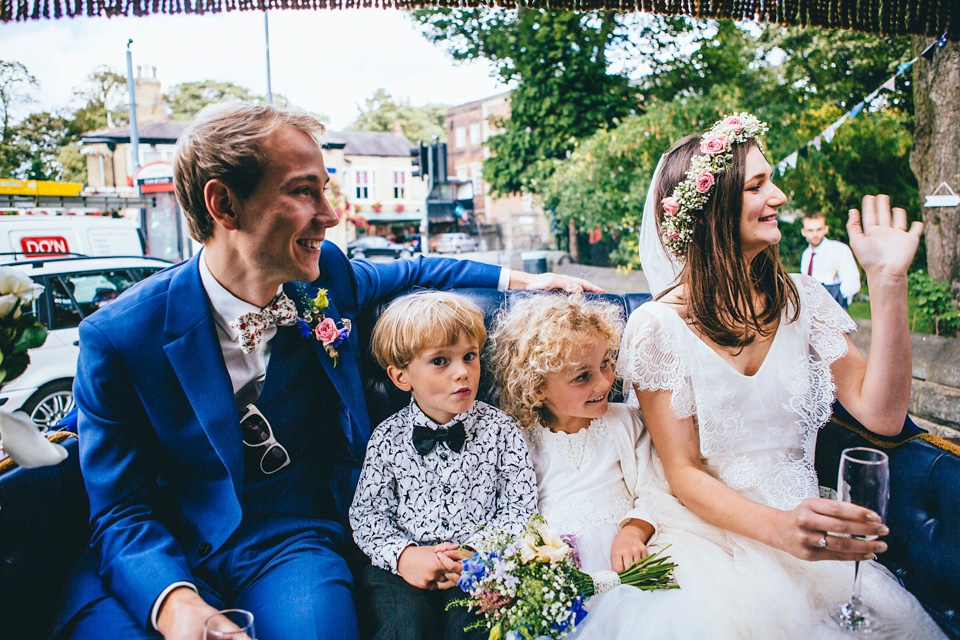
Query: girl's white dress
[[615, 273, 946, 640], [522, 403, 709, 639]]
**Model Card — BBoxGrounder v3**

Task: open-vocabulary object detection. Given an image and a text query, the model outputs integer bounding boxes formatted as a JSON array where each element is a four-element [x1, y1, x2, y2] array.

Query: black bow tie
[[412, 422, 466, 456]]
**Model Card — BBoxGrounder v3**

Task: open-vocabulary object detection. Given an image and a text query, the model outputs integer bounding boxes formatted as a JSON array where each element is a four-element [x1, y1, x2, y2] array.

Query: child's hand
[[397, 542, 461, 590], [435, 548, 469, 590], [611, 519, 654, 572]]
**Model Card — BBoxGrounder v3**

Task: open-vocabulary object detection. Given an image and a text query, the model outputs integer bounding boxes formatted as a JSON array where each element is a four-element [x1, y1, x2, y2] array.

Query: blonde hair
[[487, 295, 623, 429], [174, 103, 326, 243], [370, 291, 487, 370]]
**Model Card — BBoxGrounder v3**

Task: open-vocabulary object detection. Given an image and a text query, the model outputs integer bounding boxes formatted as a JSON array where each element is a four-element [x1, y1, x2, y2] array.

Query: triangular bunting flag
[[785, 151, 799, 169], [799, 146, 808, 158], [849, 102, 865, 118], [823, 126, 837, 143], [811, 136, 822, 151], [881, 76, 897, 92]]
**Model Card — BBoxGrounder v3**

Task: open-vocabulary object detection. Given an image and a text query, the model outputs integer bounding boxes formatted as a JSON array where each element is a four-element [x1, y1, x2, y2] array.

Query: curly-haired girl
[[487, 294, 705, 638]]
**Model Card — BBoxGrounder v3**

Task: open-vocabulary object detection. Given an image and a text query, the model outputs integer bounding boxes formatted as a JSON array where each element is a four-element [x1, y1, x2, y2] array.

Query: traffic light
[[430, 141, 448, 184], [410, 141, 428, 180]]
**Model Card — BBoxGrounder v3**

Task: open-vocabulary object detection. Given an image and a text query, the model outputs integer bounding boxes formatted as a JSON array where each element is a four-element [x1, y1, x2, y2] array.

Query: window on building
[[469, 122, 482, 145], [471, 163, 484, 195], [393, 171, 406, 199], [354, 170, 372, 200], [455, 127, 466, 148]]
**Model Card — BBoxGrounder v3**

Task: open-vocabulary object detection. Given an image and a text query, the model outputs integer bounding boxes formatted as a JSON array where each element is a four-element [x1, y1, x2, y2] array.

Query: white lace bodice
[[522, 405, 654, 537], [618, 275, 856, 510]]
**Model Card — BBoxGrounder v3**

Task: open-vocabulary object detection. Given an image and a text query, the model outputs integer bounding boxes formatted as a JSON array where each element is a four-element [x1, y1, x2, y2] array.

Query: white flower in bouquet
[[0, 267, 45, 319], [0, 266, 63, 468]]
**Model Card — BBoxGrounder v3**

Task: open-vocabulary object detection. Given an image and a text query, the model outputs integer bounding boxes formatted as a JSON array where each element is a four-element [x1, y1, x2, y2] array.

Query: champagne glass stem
[[850, 560, 864, 606]]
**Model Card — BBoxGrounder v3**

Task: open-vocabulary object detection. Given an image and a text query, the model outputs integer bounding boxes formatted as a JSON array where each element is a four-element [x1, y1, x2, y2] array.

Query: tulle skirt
[[638, 489, 948, 640], [566, 522, 710, 640]]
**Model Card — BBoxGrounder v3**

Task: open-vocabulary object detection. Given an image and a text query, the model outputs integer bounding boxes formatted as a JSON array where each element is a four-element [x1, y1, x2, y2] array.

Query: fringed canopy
[[0, 0, 955, 40]]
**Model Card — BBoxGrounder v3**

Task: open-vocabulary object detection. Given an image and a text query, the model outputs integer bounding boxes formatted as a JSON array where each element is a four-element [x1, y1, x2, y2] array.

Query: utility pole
[[264, 11, 273, 105], [125, 39, 140, 176]]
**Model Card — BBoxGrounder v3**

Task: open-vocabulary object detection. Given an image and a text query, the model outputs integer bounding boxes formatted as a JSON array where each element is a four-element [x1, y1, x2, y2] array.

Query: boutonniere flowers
[[296, 288, 351, 367]]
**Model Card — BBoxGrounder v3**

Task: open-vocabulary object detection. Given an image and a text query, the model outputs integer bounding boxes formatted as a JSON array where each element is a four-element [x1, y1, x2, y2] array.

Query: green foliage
[[775, 106, 919, 246], [540, 86, 746, 269], [348, 88, 447, 144], [414, 8, 640, 196], [0, 60, 38, 177], [0, 309, 47, 385], [164, 80, 309, 122], [907, 271, 960, 337]]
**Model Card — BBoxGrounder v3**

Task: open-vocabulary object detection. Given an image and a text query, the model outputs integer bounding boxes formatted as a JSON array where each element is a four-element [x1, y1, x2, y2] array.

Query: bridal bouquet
[[454, 515, 678, 640]]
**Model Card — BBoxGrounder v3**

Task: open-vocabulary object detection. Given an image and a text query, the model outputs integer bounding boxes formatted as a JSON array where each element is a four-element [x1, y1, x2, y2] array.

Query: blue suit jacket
[[73, 242, 500, 626]]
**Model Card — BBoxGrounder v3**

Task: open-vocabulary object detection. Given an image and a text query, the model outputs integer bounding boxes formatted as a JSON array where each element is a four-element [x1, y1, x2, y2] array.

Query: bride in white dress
[[487, 295, 708, 639], [616, 113, 946, 639]]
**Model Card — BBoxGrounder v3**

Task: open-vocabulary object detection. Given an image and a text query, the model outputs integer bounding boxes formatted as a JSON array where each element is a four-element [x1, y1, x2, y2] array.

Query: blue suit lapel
[[284, 282, 370, 459], [163, 254, 243, 496]]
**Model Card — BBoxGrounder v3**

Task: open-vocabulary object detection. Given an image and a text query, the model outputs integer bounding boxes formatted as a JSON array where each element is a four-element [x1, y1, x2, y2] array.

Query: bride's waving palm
[[846, 194, 923, 278]]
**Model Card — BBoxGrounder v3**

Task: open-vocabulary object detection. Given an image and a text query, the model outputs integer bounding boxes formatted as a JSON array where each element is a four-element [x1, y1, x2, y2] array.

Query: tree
[[0, 60, 37, 177], [413, 8, 640, 196], [348, 88, 447, 143], [910, 38, 960, 298], [165, 80, 260, 120], [164, 80, 306, 121], [70, 66, 128, 133]]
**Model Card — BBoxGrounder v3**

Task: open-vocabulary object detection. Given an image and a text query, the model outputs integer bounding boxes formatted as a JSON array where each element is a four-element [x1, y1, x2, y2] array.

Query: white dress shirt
[[800, 237, 860, 304]]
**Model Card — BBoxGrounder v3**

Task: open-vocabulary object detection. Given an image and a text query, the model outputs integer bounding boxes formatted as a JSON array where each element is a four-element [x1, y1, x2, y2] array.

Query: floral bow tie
[[230, 292, 299, 353], [412, 422, 466, 456]]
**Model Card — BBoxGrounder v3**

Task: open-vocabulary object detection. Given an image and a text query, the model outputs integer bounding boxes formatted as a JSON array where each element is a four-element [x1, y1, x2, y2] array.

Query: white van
[[0, 215, 144, 259]]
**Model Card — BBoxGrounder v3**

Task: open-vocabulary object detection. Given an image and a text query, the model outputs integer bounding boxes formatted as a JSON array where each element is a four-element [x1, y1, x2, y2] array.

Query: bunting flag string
[[773, 32, 949, 177]]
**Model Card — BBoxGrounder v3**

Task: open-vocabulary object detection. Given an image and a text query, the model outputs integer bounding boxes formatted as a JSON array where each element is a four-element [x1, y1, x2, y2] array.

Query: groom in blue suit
[[61, 104, 597, 639]]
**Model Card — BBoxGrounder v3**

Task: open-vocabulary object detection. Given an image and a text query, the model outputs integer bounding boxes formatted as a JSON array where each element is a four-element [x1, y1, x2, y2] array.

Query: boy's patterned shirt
[[349, 398, 538, 574]]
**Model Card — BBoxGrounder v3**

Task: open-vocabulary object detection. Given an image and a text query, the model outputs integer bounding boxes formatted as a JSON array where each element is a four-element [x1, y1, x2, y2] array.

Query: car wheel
[[399, 250, 412, 259], [353, 251, 365, 260], [21, 379, 75, 431]]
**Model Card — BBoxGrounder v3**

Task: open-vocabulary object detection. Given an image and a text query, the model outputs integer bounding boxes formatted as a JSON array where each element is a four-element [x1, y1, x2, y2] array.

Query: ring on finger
[[818, 533, 828, 549]]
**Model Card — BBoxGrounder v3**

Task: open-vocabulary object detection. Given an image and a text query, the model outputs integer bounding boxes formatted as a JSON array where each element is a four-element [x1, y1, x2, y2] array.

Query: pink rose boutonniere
[[295, 287, 352, 367]]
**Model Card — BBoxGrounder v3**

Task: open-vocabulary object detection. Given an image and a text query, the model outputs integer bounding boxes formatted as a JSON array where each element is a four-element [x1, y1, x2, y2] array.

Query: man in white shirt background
[[800, 212, 861, 309]]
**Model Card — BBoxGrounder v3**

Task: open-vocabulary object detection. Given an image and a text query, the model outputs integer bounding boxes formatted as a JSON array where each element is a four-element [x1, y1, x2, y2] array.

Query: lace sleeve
[[793, 274, 856, 367], [617, 307, 696, 420]]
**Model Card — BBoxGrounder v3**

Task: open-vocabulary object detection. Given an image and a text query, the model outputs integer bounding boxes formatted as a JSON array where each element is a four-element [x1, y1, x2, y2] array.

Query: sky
[[0, 9, 509, 130]]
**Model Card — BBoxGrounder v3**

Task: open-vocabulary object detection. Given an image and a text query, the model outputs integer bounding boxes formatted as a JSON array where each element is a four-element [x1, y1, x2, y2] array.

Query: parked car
[[0, 254, 171, 429], [433, 232, 478, 254], [347, 235, 414, 260]]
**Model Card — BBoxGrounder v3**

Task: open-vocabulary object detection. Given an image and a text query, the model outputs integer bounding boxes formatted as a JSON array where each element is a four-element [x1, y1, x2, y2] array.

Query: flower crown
[[659, 113, 769, 259]]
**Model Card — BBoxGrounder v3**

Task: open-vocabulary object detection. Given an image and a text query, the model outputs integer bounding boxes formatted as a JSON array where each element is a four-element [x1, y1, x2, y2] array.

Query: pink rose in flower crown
[[695, 171, 715, 193], [661, 196, 680, 217], [722, 116, 745, 132], [315, 317, 339, 345], [700, 134, 727, 155]]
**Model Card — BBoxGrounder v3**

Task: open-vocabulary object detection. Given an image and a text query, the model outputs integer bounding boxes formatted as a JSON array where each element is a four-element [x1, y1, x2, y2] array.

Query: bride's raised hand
[[846, 194, 924, 279], [773, 497, 889, 562]]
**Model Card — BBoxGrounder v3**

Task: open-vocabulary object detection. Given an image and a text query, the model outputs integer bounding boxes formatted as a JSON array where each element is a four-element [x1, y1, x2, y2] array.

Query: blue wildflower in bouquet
[[454, 515, 678, 640]]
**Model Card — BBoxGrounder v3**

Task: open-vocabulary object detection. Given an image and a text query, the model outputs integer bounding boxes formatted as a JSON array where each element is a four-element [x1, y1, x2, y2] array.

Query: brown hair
[[654, 135, 799, 347], [370, 291, 487, 371], [487, 295, 623, 429], [173, 103, 326, 243]]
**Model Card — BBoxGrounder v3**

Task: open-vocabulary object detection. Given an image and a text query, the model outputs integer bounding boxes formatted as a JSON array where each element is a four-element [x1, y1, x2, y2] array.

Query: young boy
[[349, 291, 538, 640]]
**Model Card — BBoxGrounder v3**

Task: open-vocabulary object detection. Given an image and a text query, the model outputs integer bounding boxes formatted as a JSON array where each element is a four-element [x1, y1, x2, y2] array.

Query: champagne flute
[[203, 608, 256, 640], [830, 447, 890, 633]]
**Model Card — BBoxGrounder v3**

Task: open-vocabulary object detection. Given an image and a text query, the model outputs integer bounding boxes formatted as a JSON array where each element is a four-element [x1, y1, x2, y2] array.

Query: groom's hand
[[156, 586, 221, 640], [508, 271, 604, 293]]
